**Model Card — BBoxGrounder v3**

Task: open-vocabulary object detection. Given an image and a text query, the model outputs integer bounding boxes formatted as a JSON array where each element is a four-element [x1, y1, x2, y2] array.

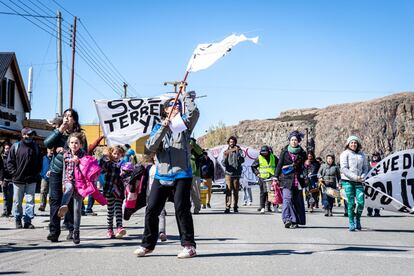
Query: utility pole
[[123, 82, 128, 98], [163, 81, 182, 93], [57, 10, 63, 116], [27, 66, 33, 119], [69, 16, 77, 110]]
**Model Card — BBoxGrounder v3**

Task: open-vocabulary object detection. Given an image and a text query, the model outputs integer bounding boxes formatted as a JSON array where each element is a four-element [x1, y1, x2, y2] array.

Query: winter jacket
[[100, 158, 124, 199], [7, 141, 42, 184], [190, 139, 203, 177], [0, 153, 12, 181], [317, 163, 341, 187], [340, 149, 369, 182], [40, 155, 52, 180], [44, 129, 68, 174], [145, 92, 199, 181], [274, 146, 307, 190], [200, 156, 215, 180], [222, 146, 245, 177]]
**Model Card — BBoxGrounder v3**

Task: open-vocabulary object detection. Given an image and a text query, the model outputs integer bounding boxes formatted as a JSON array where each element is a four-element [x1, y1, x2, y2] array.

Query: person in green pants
[[339, 136, 369, 231]]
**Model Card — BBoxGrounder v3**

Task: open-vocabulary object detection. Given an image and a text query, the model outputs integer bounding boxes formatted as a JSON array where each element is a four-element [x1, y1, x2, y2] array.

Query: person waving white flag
[[186, 34, 259, 73]]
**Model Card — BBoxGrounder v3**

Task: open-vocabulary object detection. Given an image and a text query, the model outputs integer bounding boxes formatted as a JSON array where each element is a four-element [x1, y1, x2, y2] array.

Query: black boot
[[73, 230, 80, 244], [67, 230, 74, 240], [324, 209, 329, 216]]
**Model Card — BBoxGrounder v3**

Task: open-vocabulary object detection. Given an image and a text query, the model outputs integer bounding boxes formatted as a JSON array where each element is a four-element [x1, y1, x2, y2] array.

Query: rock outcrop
[[199, 92, 414, 159]]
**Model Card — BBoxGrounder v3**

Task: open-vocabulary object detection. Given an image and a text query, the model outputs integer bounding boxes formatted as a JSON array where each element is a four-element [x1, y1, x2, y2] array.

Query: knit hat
[[21, 127, 33, 135], [346, 135, 361, 145], [288, 131, 304, 143]]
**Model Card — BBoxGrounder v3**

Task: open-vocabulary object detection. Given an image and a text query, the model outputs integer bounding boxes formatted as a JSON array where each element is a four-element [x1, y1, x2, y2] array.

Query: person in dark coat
[[275, 131, 307, 229], [1, 143, 13, 217], [7, 128, 42, 229]]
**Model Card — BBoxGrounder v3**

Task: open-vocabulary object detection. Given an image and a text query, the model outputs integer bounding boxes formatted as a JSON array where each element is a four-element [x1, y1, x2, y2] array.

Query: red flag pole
[[167, 71, 189, 120]]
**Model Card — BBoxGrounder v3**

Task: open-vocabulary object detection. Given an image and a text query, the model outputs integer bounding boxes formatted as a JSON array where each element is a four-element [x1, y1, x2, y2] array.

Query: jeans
[[40, 178, 49, 208], [13, 182, 36, 223], [142, 178, 195, 250], [225, 175, 240, 209], [72, 193, 83, 231], [342, 180, 365, 226], [2, 180, 13, 215], [190, 176, 201, 212], [85, 195, 94, 212], [243, 186, 253, 204], [62, 182, 75, 206], [49, 172, 73, 237]]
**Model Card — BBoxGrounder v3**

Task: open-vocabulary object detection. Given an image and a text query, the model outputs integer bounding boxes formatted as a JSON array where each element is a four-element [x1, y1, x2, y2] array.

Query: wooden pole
[[167, 71, 189, 120], [69, 16, 77, 110]]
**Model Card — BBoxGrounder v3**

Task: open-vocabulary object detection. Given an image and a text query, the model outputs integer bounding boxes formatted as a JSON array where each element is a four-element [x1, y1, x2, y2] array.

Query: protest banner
[[207, 144, 259, 189], [364, 149, 414, 214], [94, 94, 172, 145]]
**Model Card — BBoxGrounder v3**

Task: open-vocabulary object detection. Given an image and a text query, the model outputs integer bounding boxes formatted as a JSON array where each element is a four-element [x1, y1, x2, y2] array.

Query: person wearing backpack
[[7, 128, 42, 229], [200, 151, 214, 208]]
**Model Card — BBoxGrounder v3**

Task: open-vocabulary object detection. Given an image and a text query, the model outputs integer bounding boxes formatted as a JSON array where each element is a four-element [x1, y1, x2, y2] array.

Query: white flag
[[186, 34, 259, 73]]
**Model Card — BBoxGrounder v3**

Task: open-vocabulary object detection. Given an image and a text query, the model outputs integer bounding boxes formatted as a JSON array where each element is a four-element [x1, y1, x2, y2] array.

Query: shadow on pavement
[[0, 272, 27, 275], [331, 246, 408, 252], [199, 249, 314, 257]]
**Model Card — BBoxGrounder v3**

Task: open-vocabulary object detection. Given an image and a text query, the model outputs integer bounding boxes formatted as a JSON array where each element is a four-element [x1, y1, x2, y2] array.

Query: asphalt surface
[[1, 189, 414, 276]]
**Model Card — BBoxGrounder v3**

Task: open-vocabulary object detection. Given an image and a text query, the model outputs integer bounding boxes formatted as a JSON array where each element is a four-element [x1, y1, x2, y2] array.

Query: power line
[[0, 0, 69, 44], [0, 10, 55, 17]]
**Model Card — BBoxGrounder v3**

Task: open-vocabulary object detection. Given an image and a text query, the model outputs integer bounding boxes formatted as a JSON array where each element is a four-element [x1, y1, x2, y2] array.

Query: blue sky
[[1, 0, 413, 138]]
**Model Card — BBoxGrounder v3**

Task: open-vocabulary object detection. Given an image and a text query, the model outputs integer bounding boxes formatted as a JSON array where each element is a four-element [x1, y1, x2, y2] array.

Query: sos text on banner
[[94, 94, 172, 145]]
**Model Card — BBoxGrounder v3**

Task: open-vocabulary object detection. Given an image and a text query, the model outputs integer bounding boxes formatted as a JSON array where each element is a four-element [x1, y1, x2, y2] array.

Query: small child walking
[[58, 132, 86, 244], [100, 145, 126, 239]]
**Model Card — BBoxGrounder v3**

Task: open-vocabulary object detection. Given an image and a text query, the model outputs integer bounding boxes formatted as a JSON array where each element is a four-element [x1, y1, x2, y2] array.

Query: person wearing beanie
[[251, 145, 279, 214], [339, 135, 369, 231], [275, 131, 307, 228]]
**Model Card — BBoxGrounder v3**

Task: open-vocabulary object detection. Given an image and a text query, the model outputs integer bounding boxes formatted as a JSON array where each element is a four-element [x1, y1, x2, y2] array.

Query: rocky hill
[[199, 92, 414, 159]]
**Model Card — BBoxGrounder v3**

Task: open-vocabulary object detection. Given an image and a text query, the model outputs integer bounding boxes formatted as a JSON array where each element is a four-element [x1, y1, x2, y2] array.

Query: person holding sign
[[134, 85, 199, 259], [339, 136, 369, 231]]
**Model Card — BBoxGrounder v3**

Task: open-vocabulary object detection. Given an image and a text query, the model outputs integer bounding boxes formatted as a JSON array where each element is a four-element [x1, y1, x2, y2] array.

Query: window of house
[[0, 78, 7, 106], [7, 79, 15, 109]]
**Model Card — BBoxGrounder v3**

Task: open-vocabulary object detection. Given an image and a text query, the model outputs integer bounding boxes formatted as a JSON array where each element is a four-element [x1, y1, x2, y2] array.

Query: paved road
[[1, 189, 414, 275]]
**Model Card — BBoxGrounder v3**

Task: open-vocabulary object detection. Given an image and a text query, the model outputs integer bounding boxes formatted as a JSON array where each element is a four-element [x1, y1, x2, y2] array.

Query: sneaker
[[257, 208, 262, 212], [177, 246, 197, 259], [290, 224, 298, 229], [233, 207, 238, 213], [349, 223, 356, 232], [1, 213, 8, 217], [224, 208, 230, 214], [242, 202, 247, 206], [202, 205, 206, 209], [115, 227, 126, 239], [134, 246, 153, 257], [206, 203, 211, 208], [47, 233, 59, 242], [159, 232, 167, 242], [57, 205, 68, 218], [284, 220, 292, 228], [247, 202, 252, 206], [193, 209, 200, 215], [67, 230, 74, 240], [107, 229, 115, 239], [16, 220, 23, 229], [23, 222, 35, 229], [260, 208, 265, 214], [38, 206, 45, 212]]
